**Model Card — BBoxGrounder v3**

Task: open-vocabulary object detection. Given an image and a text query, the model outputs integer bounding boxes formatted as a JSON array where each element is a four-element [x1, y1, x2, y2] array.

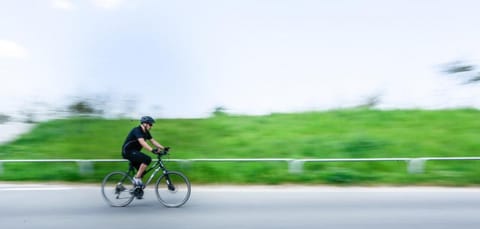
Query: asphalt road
[[1, 183, 480, 229]]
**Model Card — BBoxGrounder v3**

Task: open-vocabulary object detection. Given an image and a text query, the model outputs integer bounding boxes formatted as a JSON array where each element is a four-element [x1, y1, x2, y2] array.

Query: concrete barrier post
[[288, 160, 304, 174], [407, 159, 426, 174], [77, 161, 94, 175]]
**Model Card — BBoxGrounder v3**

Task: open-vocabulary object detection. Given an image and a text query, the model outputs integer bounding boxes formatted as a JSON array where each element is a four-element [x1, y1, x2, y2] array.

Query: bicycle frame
[[126, 155, 170, 187]]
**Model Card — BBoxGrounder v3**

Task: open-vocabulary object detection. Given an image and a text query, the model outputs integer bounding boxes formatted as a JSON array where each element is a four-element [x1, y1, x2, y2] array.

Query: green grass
[[1, 108, 480, 185]]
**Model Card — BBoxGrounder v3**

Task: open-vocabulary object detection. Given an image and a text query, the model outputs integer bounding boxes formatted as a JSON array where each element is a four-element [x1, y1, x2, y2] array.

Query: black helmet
[[140, 116, 155, 124]]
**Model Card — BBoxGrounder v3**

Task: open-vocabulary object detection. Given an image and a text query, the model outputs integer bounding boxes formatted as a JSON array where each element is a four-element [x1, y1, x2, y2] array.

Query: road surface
[[1, 183, 480, 229]]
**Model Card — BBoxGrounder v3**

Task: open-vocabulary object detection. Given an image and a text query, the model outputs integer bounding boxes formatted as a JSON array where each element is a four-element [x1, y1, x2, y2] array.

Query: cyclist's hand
[[159, 147, 170, 155], [151, 148, 160, 154]]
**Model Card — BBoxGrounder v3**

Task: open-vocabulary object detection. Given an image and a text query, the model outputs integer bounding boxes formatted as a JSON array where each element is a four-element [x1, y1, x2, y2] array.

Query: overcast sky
[[1, 0, 480, 119]]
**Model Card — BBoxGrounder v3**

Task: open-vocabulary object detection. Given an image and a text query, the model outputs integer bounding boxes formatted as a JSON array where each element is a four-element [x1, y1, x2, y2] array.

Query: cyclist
[[122, 116, 168, 187]]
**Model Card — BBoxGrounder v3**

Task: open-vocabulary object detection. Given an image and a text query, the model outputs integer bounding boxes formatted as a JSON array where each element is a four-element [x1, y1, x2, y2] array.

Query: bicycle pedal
[[132, 186, 144, 199]]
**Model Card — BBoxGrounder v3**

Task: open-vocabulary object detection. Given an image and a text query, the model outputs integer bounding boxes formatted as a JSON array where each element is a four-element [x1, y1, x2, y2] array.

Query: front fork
[[163, 170, 176, 191]]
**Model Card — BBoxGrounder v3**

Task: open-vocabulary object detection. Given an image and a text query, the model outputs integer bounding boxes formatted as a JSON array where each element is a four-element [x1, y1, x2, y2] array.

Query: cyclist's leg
[[136, 163, 148, 179], [125, 151, 151, 185], [123, 151, 141, 180], [135, 152, 152, 178]]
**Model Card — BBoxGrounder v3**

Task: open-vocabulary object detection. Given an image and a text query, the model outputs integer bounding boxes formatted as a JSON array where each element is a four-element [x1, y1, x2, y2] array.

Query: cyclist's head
[[140, 116, 155, 126]]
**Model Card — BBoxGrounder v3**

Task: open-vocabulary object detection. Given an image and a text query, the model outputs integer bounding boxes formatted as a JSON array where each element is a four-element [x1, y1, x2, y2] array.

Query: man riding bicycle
[[122, 116, 168, 187]]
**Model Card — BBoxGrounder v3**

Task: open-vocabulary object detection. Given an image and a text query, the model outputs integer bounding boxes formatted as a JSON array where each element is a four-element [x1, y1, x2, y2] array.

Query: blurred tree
[[358, 94, 382, 109], [443, 60, 480, 84], [0, 113, 10, 124], [66, 95, 111, 117], [68, 101, 96, 114], [68, 99, 104, 116], [212, 106, 228, 117]]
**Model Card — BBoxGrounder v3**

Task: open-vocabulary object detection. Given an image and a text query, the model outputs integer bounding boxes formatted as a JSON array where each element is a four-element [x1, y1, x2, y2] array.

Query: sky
[[1, 0, 480, 119]]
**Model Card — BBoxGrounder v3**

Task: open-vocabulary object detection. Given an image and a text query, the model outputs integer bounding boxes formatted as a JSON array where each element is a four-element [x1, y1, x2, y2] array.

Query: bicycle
[[101, 148, 191, 207]]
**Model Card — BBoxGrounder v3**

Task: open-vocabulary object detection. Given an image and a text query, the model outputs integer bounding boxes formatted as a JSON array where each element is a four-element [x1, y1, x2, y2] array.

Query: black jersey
[[122, 126, 152, 153]]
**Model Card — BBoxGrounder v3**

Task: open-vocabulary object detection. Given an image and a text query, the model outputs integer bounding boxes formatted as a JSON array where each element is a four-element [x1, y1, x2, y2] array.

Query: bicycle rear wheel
[[101, 171, 135, 207], [155, 171, 191, 208]]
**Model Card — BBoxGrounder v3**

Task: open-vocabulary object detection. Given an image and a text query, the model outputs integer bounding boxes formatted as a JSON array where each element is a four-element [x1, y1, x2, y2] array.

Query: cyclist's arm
[[149, 138, 165, 150], [138, 138, 154, 152]]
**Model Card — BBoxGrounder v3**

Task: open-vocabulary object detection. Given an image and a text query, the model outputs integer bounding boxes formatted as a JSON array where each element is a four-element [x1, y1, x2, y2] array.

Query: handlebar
[[156, 147, 170, 157]]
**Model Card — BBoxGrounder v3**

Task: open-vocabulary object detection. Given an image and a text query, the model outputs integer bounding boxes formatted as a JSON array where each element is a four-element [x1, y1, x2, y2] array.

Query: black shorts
[[122, 151, 152, 170]]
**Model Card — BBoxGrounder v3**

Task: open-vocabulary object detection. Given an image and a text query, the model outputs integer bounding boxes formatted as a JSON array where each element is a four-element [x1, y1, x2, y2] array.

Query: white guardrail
[[1, 157, 480, 175]]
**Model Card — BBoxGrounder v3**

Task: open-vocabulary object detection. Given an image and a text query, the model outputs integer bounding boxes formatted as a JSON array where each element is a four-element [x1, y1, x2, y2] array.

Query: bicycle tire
[[155, 171, 191, 208], [101, 171, 135, 207]]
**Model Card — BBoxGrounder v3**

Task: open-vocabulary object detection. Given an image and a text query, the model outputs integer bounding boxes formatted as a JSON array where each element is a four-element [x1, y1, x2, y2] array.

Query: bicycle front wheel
[[155, 171, 191, 208], [101, 171, 135, 207]]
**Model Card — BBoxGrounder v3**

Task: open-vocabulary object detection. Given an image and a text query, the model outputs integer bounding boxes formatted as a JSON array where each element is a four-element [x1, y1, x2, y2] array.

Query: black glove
[[164, 146, 170, 152], [152, 148, 159, 154]]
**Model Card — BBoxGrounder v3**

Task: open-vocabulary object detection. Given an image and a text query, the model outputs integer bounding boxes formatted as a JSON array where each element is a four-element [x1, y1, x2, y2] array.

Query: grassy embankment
[[1, 109, 480, 186]]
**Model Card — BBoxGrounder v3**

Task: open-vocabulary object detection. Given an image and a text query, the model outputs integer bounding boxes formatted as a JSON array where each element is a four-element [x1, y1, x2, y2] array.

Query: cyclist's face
[[143, 123, 153, 131], [146, 123, 153, 130]]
